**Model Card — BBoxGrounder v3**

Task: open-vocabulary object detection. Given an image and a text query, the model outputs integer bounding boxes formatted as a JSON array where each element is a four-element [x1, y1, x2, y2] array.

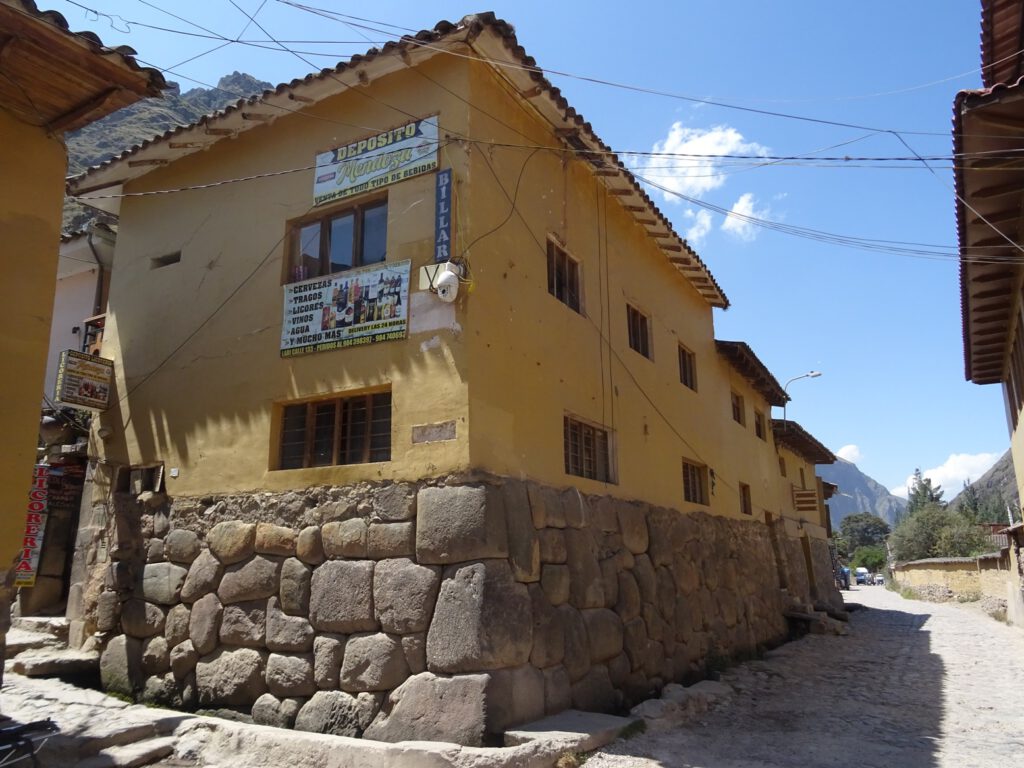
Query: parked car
[[854, 567, 870, 585], [873, 573, 885, 586]]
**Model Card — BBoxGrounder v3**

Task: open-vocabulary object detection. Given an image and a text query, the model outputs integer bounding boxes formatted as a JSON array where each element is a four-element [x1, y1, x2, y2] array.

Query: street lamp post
[[782, 370, 821, 425]]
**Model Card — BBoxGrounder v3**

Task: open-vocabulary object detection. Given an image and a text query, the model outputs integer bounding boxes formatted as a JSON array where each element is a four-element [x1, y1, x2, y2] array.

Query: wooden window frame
[[678, 344, 697, 391], [277, 390, 392, 469], [778, 455, 787, 477], [731, 391, 745, 426], [547, 240, 582, 313], [563, 414, 615, 483], [627, 304, 652, 360], [754, 409, 766, 440], [286, 197, 388, 284], [739, 482, 753, 516], [682, 460, 708, 506]]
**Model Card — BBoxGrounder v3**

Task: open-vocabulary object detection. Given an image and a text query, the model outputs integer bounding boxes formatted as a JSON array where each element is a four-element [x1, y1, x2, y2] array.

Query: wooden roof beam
[[46, 86, 119, 133], [972, 180, 1024, 199]]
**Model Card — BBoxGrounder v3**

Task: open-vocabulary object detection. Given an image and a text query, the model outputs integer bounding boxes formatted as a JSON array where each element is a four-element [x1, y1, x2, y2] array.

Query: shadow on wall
[[611, 606, 943, 768]]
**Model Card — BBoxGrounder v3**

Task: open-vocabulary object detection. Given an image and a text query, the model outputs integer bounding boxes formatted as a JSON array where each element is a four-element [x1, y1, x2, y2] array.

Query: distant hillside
[[63, 72, 272, 231], [818, 458, 908, 527], [948, 449, 1018, 521]]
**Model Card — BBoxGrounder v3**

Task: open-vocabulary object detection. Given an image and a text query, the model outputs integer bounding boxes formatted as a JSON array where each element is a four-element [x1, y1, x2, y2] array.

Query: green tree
[[851, 544, 887, 573], [839, 513, 890, 551], [889, 502, 989, 562], [956, 479, 982, 521], [905, 468, 945, 516]]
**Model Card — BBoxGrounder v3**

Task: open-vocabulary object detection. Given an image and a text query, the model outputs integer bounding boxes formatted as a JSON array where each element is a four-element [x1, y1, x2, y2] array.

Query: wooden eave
[[955, 83, 1024, 385], [981, 0, 1024, 88], [771, 419, 836, 465], [0, 1, 164, 133], [66, 13, 728, 309], [715, 340, 789, 406]]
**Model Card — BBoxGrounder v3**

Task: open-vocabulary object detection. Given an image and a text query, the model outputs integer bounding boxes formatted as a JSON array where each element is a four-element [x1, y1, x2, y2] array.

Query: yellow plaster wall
[[895, 557, 1012, 601], [458, 62, 788, 516], [1011, 416, 1024, 508], [95, 57, 476, 495], [0, 109, 66, 573]]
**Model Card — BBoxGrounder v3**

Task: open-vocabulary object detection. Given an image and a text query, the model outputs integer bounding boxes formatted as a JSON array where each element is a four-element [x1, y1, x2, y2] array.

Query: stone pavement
[[588, 584, 1024, 768]]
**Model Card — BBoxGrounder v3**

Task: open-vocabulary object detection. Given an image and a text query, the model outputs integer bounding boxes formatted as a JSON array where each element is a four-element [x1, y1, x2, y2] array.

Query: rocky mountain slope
[[947, 448, 1018, 519], [63, 72, 272, 231], [818, 458, 908, 527]]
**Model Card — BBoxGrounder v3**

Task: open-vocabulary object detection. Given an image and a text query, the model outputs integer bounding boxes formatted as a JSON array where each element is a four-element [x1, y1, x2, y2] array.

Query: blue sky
[[52, 1, 1008, 497]]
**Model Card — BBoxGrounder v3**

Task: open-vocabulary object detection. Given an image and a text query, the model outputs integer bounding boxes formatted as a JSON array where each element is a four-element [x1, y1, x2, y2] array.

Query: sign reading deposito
[[15, 465, 49, 588], [281, 259, 411, 358], [54, 349, 113, 410], [313, 116, 439, 207]]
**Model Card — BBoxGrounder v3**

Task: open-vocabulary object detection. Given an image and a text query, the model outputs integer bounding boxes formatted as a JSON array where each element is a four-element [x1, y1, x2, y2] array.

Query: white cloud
[[642, 122, 767, 204], [836, 444, 862, 463], [685, 210, 712, 245], [889, 452, 1001, 498], [721, 192, 769, 241]]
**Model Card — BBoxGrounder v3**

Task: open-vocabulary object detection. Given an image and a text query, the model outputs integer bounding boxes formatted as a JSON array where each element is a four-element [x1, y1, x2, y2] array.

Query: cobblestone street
[[589, 586, 1024, 768]]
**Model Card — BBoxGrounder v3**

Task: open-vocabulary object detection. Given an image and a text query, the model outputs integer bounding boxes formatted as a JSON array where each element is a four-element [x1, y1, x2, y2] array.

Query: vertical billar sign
[[15, 465, 49, 587], [435, 168, 453, 263]]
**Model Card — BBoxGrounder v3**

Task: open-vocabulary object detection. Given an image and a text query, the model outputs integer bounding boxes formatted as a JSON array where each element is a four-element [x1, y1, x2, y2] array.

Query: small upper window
[[778, 456, 787, 477], [754, 410, 766, 440], [547, 240, 581, 312], [739, 482, 752, 516], [627, 304, 651, 360], [288, 200, 387, 283], [678, 345, 697, 391], [731, 391, 745, 425]]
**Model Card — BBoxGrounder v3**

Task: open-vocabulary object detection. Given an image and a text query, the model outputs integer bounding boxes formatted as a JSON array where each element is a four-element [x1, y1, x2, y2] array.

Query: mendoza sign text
[[314, 117, 438, 206]]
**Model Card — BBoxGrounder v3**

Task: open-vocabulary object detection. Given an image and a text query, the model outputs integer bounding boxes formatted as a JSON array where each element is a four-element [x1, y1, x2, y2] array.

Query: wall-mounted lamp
[[782, 370, 822, 424], [71, 326, 80, 335]]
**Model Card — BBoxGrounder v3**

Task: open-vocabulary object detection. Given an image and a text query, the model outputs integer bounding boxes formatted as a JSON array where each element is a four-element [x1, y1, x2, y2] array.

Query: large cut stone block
[[340, 632, 410, 692], [426, 560, 531, 673], [189, 593, 223, 656], [571, 665, 617, 712], [196, 647, 267, 707], [218, 555, 282, 604], [266, 597, 314, 652], [528, 583, 564, 669], [366, 522, 415, 559], [543, 665, 572, 715], [142, 562, 188, 605], [618, 502, 649, 554], [208, 521, 256, 565], [220, 600, 267, 647], [255, 524, 297, 556], [321, 519, 367, 558], [504, 480, 540, 582], [582, 608, 624, 662], [141, 636, 170, 676], [252, 693, 302, 729], [485, 665, 545, 733], [558, 604, 591, 683], [373, 558, 440, 634], [170, 640, 198, 678], [180, 550, 223, 603], [372, 483, 416, 522], [266, 653, 316, 697], [313, 634, 345, 689], [121, 599, 166, 639], [538, 529, 567, 564], [163, 529, 201, 565], [279, 558, 312, 616], [296, 526, 325, 565], [415, 485, 508, 564], [527, 483, 564, 529], [541, 564, 570, 606], [363, 672, 488, 746], [565, 528, 605, 608], [165, 604, 191, 647], [309, 560, 375, 633], [294, 690, 366, 737], [100, 635, 143, 694]]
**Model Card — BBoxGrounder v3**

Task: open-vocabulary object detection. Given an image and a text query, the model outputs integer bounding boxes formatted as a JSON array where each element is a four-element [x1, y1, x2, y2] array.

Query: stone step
[[12, 616, 69, 642], [76, 736, 176, 768], [504, 709, 639, 752], [4, 628, 64, 659], [9, 648, 99, 677]]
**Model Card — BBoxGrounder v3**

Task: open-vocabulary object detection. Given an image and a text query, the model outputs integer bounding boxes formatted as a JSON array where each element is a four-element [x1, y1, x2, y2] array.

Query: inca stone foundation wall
[[78, 475, 802, 746]]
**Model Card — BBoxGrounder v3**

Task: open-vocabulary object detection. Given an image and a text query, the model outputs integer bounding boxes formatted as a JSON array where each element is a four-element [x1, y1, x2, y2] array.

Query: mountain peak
[[818, 459, 908, 527]]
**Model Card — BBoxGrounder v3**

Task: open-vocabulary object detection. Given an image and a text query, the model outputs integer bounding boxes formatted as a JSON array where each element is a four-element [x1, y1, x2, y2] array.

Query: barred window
[[754, 410, 766, 440], [279, 391, 391, 469], [547, 240, 581, 312], [682, 460, 708, 505], [627, 304, 651, 359], [563, 416, 613, 482]]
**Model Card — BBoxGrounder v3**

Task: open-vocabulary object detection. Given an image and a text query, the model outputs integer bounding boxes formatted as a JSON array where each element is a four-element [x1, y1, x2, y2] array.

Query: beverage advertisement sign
[[281, 260, 411, 358], [313, 116, 439, 207], [15, 465, 49, 588], [54, 349, 114, 410]]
